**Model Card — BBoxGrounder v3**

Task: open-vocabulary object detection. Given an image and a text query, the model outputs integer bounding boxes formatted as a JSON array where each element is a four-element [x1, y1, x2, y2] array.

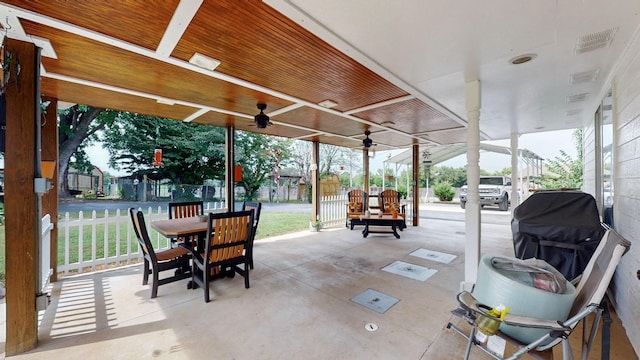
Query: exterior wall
[[608, 27, 640, 355]]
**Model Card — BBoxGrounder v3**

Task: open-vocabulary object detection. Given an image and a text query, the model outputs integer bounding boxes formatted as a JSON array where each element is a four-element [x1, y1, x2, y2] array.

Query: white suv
[[459, 176, 511, 211]]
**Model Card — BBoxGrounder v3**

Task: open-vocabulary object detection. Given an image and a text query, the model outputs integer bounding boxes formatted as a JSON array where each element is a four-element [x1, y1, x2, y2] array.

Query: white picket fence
[[318, 194, 413, 228], [53, 196, 412, 277], [55, 202, 226, 276]]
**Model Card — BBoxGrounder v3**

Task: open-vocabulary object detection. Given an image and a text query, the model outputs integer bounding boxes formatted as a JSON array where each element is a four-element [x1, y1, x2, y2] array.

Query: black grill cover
[[511, 191, 606, 281]]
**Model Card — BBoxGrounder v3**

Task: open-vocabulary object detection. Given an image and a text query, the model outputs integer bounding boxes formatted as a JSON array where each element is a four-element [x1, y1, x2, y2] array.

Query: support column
[[510, 133, 519, 210], [462, 80, 481, 291], [41, 96, 59, 282], [5, 39, 40, 355], [311, 140, 320, 220], [363, 148, 369, 195], [226, 126, 235, 211], [412, 144, 419, 226]]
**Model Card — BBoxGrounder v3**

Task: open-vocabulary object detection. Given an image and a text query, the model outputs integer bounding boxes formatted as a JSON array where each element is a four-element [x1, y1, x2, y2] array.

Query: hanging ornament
[[153, 148, 163, 167]]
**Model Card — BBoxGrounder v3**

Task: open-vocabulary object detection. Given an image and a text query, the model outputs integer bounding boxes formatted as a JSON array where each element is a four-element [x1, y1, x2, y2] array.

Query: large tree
[[234, 131, 290, 201], [101, 113, 226, 184], [58, 105, 118, 198]]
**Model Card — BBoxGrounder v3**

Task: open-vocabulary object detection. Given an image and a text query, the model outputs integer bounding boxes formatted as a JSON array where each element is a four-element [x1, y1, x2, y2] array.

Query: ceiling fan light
[[255, 103, 271, 129], [363, 130, 373, 148]]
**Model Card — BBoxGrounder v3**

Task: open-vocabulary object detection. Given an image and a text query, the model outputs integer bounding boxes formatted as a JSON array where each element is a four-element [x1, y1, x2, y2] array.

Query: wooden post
[[4, 39, 40, 355], [226, 126, 235, 211], [311, 140, 320, 220], [363, 148, 369, 194], [412, 144, 419, 226], [41, 97, 59, 282]]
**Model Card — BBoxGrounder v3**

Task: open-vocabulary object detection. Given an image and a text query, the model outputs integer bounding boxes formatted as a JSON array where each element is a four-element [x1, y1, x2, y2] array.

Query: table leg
[[362, 223, 369, 238], [392, 223, 400, 239]]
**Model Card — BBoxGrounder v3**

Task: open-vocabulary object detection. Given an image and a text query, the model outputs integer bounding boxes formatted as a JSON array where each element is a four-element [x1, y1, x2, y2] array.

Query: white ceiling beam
[[156, 0, 204, 58]]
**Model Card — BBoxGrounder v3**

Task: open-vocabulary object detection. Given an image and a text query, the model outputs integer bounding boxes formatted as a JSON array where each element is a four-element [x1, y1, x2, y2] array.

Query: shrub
[[83, 191, 98, 200], [433, 182, 455, 201]]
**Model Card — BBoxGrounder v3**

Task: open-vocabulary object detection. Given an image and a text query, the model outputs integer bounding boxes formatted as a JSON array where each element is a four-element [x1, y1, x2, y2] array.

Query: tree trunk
[[57, 105, 106, 198]]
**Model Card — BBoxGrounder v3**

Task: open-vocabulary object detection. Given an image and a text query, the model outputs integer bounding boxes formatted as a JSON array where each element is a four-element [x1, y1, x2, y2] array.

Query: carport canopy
[[383, 143, 544, 167]]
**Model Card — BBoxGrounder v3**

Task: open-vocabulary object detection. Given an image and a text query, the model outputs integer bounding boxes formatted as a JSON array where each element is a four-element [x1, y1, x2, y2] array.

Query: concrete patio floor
[[1, 204, 636, 359]]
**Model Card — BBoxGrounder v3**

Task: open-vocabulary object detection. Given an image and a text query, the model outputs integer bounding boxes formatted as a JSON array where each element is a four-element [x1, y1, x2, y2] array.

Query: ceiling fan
[[362, 130, 376, 148], [253, 103, 273, 129]]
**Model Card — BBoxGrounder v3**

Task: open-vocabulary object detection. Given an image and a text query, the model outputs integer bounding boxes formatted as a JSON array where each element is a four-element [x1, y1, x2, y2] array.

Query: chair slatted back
[[348, 189, 368, 208], [347, 189, 368, 213], [379, 189, 401, 213], [169, 201, 204, 219], [242, 201, 262, 230], [129, 208, 157, 263], [205, 210, 253, 265], [570, 228, 631, 317]]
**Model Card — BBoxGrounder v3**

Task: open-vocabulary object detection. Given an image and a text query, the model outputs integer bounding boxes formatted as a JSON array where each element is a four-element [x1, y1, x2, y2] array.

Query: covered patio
[[1, 1, 639, 357], [2, 204, 635, 359]]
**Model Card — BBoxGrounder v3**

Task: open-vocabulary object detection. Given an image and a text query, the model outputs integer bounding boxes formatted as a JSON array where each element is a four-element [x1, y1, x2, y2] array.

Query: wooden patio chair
[[168, 200, 204, 246], [129, 208, 191, 299], [346, 189, 368, 229], [378, 189, 406, 229], [183, 210, 254, 303], [242, 201, 262, 270]]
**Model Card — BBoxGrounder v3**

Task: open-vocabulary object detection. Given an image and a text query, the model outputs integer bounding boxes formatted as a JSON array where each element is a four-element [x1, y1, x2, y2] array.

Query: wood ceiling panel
[[41, 78, 199, 120], [273, 106, 368, 137], [21, 21, 293, 116], [353, 98, 461, 134], [192, 111, 316, 140], [4, 0, 177, 50], [6, 1, 465, 151], [172, 0, 408, 112], [314, 135, 364, 149]]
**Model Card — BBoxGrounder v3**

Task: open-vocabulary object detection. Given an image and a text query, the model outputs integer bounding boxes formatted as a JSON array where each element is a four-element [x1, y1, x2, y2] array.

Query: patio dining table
[[150, 216, 209, 239]]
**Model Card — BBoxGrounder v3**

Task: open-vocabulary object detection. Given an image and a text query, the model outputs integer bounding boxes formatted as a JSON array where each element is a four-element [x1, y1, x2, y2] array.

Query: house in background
[[66, 165, 103, 195]]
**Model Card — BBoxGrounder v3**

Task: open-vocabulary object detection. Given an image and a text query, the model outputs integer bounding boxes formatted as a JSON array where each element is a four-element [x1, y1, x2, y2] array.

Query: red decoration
[[234, 165, 243, 182], [153, 148, 163, 166]]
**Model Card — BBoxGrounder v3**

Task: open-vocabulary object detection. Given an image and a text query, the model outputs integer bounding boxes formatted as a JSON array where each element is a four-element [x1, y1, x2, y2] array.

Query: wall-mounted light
[[35, 160, 56, 195], [41, 160, 56, 179]]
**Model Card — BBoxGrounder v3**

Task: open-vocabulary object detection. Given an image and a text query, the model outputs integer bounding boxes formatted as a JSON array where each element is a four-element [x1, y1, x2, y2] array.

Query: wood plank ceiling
[[1, 0, 467, 150]]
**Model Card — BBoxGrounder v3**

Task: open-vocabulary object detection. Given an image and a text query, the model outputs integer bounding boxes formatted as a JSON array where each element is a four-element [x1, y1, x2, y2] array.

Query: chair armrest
[[456, 291, 570, 332], [179, 243, 204, 264]]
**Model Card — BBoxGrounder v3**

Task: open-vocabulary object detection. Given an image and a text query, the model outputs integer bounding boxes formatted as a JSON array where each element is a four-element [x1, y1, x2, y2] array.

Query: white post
[[511, 133, 520, 209], [462, 80, 481, 291]]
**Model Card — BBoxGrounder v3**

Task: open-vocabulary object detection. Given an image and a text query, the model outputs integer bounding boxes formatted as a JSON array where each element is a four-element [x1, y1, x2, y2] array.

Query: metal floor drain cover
[[351, 289, 399, 314], [409, 248, 457, 264], [382, 261, 437, 281], [365, 323, 378, 331]]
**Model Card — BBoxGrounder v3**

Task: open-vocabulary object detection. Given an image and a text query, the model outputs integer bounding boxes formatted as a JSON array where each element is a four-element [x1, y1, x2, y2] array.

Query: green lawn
[[0, 210, 311, 279], [254, 211, 311, 239]]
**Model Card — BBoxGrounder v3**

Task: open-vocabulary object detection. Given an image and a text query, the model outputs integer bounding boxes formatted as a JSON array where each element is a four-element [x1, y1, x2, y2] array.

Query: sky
[[86, 128, 579, 177]]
